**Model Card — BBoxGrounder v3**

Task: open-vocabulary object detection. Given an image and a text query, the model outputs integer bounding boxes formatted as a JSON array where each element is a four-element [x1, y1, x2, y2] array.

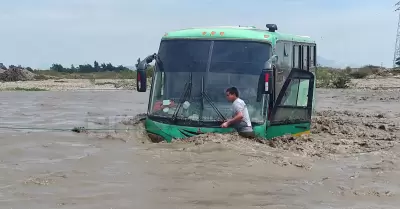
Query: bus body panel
[[145, 118, 266, 143], [145, 118, 310, 143], [162, 27, 315, 44], [266, 123, 311, 139]]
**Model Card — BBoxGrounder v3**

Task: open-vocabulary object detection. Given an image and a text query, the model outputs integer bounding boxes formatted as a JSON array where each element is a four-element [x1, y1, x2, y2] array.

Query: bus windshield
[[148, 39, 271, 124]]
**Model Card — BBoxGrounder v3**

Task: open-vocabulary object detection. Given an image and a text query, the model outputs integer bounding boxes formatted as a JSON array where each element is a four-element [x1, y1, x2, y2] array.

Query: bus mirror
[[264, 55, 278, 69], [136, 53, 156, 71], [136, 70, 147, 92]]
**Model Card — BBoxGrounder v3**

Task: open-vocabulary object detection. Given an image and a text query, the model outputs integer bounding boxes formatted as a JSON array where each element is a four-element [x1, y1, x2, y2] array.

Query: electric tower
[[393, 1, 400, 67]]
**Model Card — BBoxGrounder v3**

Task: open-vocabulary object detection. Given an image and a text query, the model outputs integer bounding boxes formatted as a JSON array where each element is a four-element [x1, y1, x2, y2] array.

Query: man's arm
[[226, 111, 243, 125]]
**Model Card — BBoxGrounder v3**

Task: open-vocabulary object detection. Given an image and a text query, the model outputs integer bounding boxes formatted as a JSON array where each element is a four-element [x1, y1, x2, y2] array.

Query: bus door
[[268, 68, 315, 131]]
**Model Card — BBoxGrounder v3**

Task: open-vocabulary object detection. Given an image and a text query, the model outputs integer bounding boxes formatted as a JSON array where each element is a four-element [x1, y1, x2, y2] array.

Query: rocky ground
[[0, 79, 138, 91]]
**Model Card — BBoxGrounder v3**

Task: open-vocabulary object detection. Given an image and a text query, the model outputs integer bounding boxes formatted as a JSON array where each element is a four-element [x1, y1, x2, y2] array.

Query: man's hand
[[221, 121, 229, 128]]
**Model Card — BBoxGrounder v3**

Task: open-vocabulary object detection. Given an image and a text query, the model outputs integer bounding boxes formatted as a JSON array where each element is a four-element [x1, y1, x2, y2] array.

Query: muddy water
[[0, 89, 400, 209]]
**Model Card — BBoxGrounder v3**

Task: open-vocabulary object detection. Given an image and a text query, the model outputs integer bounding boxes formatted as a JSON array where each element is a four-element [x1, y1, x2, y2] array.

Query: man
[[221, 87, 255, 139]]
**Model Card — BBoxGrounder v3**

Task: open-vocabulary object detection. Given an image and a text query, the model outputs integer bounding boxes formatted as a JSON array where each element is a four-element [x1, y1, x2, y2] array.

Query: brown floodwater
[[0, 89, 399, 209]]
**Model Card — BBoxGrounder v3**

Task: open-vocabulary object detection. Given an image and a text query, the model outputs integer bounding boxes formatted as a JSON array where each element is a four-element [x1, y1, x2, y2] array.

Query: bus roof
[[162, 26, 315, 44]]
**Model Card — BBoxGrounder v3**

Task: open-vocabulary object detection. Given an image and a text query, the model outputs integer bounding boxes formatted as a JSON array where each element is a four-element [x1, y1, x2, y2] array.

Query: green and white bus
[[135, 24, 317, 143]]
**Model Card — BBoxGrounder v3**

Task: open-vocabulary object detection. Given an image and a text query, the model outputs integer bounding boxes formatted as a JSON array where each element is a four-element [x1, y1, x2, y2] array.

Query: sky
[[0, 0, 397, 69]]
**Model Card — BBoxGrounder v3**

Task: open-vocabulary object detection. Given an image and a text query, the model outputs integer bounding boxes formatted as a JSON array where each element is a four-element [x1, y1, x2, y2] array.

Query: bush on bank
[[316, 65, 400, 89]]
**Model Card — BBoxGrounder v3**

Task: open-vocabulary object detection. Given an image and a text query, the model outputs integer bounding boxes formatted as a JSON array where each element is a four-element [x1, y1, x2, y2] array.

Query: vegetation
[[32, 61, 154, 80], [315, 65, 400, 89]]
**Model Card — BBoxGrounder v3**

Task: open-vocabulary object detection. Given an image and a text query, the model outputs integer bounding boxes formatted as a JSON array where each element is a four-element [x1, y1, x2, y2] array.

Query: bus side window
[[303, 45, 309, 71], [272, 78, 310, 123], [293, 45, 301, 68], [310, 45, 316, 67], [283, 43, 292, 68]]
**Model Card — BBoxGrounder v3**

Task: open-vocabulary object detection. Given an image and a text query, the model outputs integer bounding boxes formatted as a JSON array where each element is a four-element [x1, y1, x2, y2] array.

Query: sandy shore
[[0, 79, 138, 91]]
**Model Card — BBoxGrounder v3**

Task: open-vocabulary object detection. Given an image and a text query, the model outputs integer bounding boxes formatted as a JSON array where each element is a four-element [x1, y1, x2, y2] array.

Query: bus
[[134, 24, 317, 143]]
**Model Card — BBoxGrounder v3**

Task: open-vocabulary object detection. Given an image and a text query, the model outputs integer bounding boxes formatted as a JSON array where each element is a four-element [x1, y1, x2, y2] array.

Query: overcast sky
[[0, 0, 397, 69]]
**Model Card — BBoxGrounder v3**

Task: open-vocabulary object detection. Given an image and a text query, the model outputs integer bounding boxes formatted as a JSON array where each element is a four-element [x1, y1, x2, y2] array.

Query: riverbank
[[0, 77, 399, 91], [0, 79, 142, 91]]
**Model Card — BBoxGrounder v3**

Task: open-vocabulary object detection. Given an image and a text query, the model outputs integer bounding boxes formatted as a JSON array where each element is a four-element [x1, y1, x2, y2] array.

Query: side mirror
[[135, 53, 156, 92], [136, 70, 147, 92], [264, 55, 278, 69], [136, 53, 156, 71]]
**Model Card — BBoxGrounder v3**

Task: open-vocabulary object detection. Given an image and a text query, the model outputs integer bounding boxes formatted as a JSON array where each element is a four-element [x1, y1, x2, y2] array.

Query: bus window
[[297, 79, 309, 106], [310, 45, 316, 67], [314, 46, 317, 66], [293, 45, 300, 68], [281, 79, 299, 106], [284, 43, 289, 57], [280, 78, 309, 107], [303, 46, 309, 71], [283, 43, 292, 68]]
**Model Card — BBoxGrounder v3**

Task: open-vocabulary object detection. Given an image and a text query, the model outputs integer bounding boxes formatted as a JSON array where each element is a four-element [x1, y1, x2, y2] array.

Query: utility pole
[[393, 1, 400, 68]]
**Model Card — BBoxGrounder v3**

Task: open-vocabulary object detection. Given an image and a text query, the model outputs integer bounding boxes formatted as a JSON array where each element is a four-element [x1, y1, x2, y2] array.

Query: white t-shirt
[[231, 98, 253, 132]]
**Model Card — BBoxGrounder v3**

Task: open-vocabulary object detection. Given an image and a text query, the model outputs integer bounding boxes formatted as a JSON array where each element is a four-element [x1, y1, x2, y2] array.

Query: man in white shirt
[[221, 87, 255, 138]]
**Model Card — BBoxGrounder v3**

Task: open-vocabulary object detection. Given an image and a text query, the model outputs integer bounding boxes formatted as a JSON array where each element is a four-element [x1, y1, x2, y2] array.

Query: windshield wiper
[[171, 73, 192, 122], [201, 91, 226, 121], [200, 77, 226, 122]]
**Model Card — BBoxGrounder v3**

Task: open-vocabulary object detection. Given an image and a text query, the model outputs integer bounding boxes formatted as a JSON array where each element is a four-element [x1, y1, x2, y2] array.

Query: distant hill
[[317, 56, 340, 68], [317, 56, 359, 69]]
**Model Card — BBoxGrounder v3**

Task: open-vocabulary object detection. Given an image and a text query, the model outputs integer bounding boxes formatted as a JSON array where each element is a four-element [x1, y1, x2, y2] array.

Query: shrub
[[332, 72, 351, 88], [316, 67, 351, 89], [349, 70, 369, 79]]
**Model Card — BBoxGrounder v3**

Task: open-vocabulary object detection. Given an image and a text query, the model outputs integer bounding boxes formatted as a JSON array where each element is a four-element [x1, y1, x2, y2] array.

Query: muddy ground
[[0, 84, 400, 208]]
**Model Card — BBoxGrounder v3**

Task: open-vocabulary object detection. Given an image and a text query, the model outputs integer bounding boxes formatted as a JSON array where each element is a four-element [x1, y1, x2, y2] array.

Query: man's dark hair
[[226, 87, 239, 97]]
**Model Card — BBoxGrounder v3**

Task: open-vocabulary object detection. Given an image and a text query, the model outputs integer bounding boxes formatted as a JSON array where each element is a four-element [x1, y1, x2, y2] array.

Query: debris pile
[[0, 64, 36, 82]]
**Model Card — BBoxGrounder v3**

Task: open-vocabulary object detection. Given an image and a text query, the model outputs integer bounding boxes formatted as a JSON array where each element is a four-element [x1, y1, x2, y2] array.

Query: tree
[[71, 64, 76, 72], [94, 61, 100, 72], [100, 63, 107, 70], [50, 64, 65, 72], [104, 63, 114, 71], [78, 64, 94, 73]]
